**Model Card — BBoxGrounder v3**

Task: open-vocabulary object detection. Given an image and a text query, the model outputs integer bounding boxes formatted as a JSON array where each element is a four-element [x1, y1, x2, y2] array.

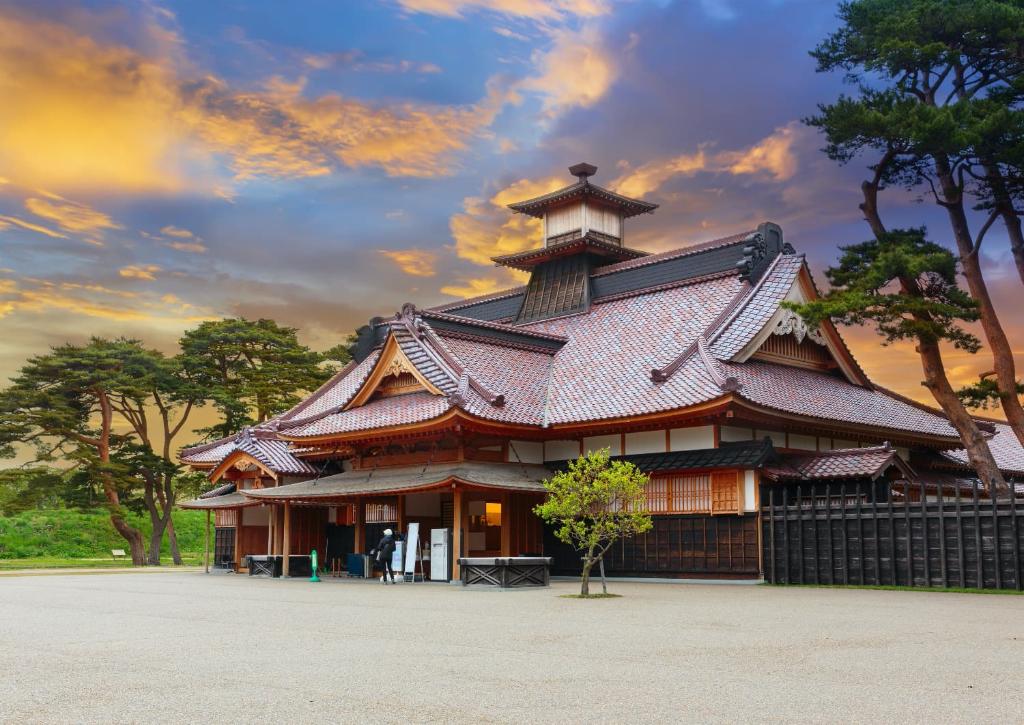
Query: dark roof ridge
[[591, 230, 754, 277], [428, 285, 528, 314], [507, 179, 658, 218], [590, 268, 737, 306], [421, 308, 567, 343], [706, 252, 791, 348]]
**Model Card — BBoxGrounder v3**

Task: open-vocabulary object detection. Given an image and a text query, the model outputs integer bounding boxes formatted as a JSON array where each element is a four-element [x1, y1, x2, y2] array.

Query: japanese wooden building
[[181, 163, 1024, 580]]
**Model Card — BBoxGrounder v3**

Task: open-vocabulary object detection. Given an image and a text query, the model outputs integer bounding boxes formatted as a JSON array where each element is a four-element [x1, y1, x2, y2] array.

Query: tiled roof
[[179, 427, 316, 475], [283, 392, 452, 438], [199, 482, 236, 499], [242, 461, 552, 500], [592, 230, 754, 276], [725, 360, 958, 438], [184, 230, 984, 452], [548, 440, 777, 473], [709, 253, 802, 359], [763, 444, 908, 481], [179, 492, 258, 510], [942, 422, 1024, 475]]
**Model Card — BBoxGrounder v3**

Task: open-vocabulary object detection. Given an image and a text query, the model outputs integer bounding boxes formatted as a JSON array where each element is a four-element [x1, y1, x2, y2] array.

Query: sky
[[1, 0, 1022, 431]]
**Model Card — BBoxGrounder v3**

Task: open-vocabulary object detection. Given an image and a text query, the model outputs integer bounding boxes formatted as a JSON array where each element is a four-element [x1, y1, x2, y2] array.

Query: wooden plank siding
[[762, 482, 1024, 590], [544, 513, 760, 578]]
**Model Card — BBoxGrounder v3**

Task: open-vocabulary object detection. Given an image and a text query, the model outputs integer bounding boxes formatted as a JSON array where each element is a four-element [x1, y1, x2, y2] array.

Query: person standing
[[375, 528, 397, 584]]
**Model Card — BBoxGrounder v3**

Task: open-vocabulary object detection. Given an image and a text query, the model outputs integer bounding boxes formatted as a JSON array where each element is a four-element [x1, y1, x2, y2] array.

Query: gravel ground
[[0, 572, 1022, 724]]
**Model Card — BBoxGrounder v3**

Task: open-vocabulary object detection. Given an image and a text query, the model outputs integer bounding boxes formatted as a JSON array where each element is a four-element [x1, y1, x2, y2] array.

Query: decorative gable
[[344, 334, 443, 410], [729, 264, 870, 386]]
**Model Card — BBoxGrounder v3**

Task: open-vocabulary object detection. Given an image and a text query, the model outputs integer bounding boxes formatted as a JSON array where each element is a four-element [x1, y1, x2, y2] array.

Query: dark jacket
[[376, 534, 396, 562]]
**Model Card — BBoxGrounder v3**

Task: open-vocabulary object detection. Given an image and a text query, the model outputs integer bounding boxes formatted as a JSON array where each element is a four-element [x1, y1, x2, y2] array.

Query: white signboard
[[404, 522, 420, 576]]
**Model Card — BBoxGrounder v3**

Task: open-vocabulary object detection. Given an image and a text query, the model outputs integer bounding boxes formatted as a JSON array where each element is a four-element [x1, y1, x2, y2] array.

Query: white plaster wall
[[755, 429, 786, 447], [669, 426, 714, 451], [624, 430, 665, 455], [242, 506, 270, 526], [545, 440, 581, 461], [744, 470, 757, 512], [818, 438, 834, 451], [896, 446, 911, 461], [834, 439, 857, 450], [508, 440, 543, 464], [720, 425, 753, 443], [789, 433, 817, 451], [583, 434, 621, 456]]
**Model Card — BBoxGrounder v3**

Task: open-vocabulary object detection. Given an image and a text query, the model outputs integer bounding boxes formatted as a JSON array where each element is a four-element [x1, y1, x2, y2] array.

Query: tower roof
[[506, 163, 658, 219]]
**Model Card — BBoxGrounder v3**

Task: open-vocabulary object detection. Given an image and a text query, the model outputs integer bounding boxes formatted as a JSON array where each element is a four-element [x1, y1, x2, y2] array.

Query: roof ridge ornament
[[773, 308, 826, 346]]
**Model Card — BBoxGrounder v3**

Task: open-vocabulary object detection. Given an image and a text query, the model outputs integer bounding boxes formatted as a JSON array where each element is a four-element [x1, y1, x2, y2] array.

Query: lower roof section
[[179, 492, 258, 510], [241, 461, 552, 502]]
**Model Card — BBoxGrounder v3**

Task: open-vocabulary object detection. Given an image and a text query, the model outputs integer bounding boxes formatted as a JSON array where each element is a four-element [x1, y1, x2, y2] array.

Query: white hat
[[384, 528, 393, 536]]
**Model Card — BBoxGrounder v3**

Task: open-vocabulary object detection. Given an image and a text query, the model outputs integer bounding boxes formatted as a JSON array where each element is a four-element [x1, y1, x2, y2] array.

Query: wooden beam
[[397, 494, 405, 535], [282, 501, 291, 577], [500, 491, 511, 557], [354, 500, 365, 554], [452, 485, 464, 580], [266, 505, 272, 555], [204, 509, 210, 574]]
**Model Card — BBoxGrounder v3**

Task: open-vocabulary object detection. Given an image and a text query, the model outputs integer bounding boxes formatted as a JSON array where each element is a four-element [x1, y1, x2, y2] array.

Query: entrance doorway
[[466, 499, 501, 555]]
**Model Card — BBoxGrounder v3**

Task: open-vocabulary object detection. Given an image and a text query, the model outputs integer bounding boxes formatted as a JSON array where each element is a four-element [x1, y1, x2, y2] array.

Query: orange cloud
[[397, 0, 608, 20], [0, 214, 66, 239], [379, 249, 438, 277], [160, 225, 195, 239], [719, 123, 799, 181], [440, 276, 510, 298], [0, 276, 213, 323], [612, 124, 801, 198], [24, 193, 122, 234], [521, 25, 616, 115], [0, 9, 515, 194], [450, 176, 564, 267], [119, 265, 162, 281], [165, 241, 207, 253]]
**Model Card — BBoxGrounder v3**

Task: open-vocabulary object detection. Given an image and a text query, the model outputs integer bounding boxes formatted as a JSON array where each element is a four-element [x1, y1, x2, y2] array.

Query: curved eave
[[276, 407, 542, 445], [179, 492, 262, 510], [728, 398, 961, 449], [239, 475, 544, 504]]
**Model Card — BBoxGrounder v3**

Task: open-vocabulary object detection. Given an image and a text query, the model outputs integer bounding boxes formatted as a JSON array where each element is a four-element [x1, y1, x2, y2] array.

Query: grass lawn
[[0, 554, 204, 570]]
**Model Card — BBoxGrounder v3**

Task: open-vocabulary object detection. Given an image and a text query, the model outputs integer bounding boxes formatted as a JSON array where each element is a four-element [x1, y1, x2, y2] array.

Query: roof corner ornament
[[736, 231, 767, 280], [650, 368, 669, 383], [773, 308, 826, 346], [449, 372, 469, 408], [782, 242, 796, 254]]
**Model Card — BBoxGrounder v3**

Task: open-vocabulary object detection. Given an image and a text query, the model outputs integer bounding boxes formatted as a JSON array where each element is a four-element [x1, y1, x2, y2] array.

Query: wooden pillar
[[397, 495, 406, 535], [282, 501, 292, 577], [452, 485, 464, 580], [265, 505, 272, 554], [274, 504, 284, 555], [500, 491, 511, 557], [204, 509, 210, 574], [354, 500, 365, 554]]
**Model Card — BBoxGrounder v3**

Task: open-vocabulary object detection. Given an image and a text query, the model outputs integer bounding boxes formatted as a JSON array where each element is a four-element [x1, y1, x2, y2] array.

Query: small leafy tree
[[534, 449, 653, 596]]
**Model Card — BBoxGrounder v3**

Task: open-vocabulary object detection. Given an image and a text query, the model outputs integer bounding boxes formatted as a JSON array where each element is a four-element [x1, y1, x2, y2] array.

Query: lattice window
[[215, 509, 238, 527], [711, 471, 739, 514], [365, 503, 397, 523], [646, 474, 711, 514]]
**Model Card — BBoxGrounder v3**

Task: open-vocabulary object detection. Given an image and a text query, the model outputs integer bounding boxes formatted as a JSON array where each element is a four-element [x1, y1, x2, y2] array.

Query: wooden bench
[[111, 549, 127, 561]]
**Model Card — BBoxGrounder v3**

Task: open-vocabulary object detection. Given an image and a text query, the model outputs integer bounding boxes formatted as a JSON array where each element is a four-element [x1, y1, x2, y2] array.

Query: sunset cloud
[[0, 215, 67, 239], [0, 277, 212, 323], [396, 0, 608, 21], [23, 194, 122, 234], [379, 249, 438, 277], [0, 9, 516, 194], [612, 124, 801, 198], [119, 265, 162, 281], [521, 25, 617, 115], [449, 176, 564, 266], [440, 276, 511, 298]]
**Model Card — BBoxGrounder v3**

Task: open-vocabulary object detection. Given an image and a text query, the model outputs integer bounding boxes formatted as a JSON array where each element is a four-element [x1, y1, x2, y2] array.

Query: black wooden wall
[[545, 513, 760, 578], [762, 483, 1024, 590]]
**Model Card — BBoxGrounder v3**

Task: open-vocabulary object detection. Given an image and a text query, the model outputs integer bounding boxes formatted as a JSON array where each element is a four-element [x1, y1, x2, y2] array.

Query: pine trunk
[[96, 388, 147, 565], [982, 162, 1024, 287], [936, 161, 1024, 450], [917, 338, 1009, 496]]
